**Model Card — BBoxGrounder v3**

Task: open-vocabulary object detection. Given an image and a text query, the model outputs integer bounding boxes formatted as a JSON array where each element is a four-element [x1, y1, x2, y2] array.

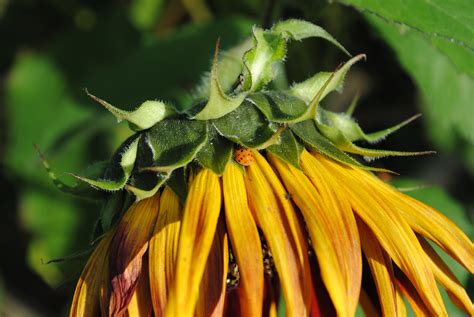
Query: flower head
[[44, 19, 473, 316]]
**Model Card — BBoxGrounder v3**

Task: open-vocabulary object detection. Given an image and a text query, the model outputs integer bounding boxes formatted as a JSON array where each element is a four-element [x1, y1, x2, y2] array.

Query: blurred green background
[[0, 0, 472, 315]]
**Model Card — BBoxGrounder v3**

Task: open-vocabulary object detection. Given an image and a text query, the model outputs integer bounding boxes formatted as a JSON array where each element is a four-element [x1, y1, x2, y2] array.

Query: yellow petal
[[318, 154, 447, 316], [149, 187, 182, 316], [245, 158, 308, 316], [70, 232, 113, 317], [418, 237, 473, 314], [165, 169, 222, 317], [222, 163, 264, 317], [127, 258, 153, 316], [353, 168, 474, 273], [109, 193, 161, 315], [358, 220, 398, 317], [195, 219, 228, 317], [270, 152, 361, 317]]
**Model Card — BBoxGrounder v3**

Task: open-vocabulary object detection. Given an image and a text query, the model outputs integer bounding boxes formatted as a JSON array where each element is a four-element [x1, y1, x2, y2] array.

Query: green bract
[[42, 19, 429, 227]]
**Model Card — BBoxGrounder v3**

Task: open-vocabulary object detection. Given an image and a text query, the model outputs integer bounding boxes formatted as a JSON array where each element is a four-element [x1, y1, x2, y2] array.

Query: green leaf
[[145, 119, 208, 172], [273, 19, 350, 56], [267, 129, 302, 168], [365, 14, 474, 170], [193, 42, 246, 120], [86, 90, 175, 131], [72, 135, 140, 191], [4, 54, 94, 184], [212, 101, 277, 148], [247, 91, 307, 122], [196, 124, 233, 175], [290, 54, 366, 105], [337, 0, 474, 78], [290, 120, 390, 172]]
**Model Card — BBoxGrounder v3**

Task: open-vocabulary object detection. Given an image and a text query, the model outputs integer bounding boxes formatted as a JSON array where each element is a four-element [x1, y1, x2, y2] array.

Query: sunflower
[[46, 20, 473, 316]]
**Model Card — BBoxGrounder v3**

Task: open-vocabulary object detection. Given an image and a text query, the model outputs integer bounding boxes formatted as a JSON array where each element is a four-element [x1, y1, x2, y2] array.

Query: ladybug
[[234, 148, 254, 166]]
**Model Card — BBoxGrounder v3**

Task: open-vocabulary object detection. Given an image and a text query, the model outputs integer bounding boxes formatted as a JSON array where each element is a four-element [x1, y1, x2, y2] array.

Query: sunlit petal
[[270, 152, 361, 317], [245, 158, 307, 316], [149, 187, 182, 316], [222, 163, 264, 317], [166, 169, 222, 317]]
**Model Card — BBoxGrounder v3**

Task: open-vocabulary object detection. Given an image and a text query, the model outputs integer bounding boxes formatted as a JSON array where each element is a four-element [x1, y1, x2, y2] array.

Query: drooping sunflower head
[[42, 19, 473, 316]]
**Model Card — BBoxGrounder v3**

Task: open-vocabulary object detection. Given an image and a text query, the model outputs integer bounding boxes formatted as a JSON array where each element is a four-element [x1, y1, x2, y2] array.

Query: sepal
[[196, 124, 233, 175], [212, 101, 277, 148], [36, 145, 108, 199], [242, 20, 350, 92], [193, 41, 246, 120], [86, 89, 175, 131], [273, 19, 350, 56], [290, 54, 365, 105], [290, 120, 393, 173], [71, 135, 140, 191], [267, 129, 302, 169], [144, 119, 208, 172]]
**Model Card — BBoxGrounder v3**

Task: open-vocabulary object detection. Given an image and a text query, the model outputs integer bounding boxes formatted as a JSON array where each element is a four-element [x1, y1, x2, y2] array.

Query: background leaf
[[363, 14, 474, 172], [337, 0, 474, 78]]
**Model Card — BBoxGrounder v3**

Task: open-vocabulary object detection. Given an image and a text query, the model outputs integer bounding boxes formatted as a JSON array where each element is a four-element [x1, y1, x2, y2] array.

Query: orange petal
[[358, 219, 398, 317], [270, 151, 361, 317], [245, 158, 308, 316], [149, 187, 182, 316], [127, 258, 153, 316], [165, 169, 222, 317], [222, 163, 264, 317], [418, 237, 473, 314], [70, 232, 113, 317], [317, 154, 447, 316], [195, 219, 229, 317], [357, 170, 474, 273], [109, 193, 161, 315]]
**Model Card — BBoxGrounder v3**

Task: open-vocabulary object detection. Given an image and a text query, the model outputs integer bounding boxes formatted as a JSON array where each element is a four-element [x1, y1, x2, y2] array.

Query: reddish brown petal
[[195, 219, 229, 317], [109, 194, 161, 316]]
